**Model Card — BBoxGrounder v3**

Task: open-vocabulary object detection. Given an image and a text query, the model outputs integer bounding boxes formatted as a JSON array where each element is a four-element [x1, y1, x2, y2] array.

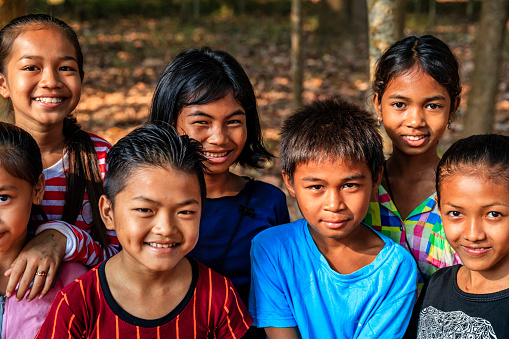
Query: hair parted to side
[[104, 124, 207, 206], [279, 97, 384, 182], [373, 35, 461, 112], [436, 134, 509, 206], [0, 14, 108, 248], [0, 122, 46, 231], [148, 47, 272, 168]]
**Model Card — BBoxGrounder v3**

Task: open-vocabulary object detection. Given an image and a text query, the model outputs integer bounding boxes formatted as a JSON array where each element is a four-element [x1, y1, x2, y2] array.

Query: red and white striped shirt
[[36, 258, 253, 338], [35, 133, 120, 266]]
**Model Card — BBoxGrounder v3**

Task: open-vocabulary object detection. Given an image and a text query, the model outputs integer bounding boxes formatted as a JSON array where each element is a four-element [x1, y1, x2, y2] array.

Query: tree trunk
[[350, 0, 369, 73], [395, 0, 406, 40], [291, 0, 303, 111], [193, 0, 200, 21], [0, 0, 26, 123], [462, 0, 509, 136], [317, 0, 349, 47], [366, 0, 398, 82]]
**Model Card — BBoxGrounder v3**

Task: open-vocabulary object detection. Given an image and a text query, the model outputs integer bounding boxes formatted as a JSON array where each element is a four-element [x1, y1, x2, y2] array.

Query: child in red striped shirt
[[37, 124, 252, 338]]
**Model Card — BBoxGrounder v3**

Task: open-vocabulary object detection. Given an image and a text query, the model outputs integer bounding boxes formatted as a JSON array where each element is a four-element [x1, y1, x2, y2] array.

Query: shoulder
[[58, 261, 89, 286], [59, 264, 101, 297], [252, 219, 303, 245], [251, 180, 285, 196], [428, 265, 457, 285], [195, 261, 237, 303], [87, 132, 112, 151], [373, 230, 417, 273]]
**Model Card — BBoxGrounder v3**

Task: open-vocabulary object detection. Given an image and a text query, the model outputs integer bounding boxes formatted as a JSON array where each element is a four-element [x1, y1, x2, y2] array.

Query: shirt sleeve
[[36, 221, 120, 267], [249, 237, 297, 328], [427, 221, 462, 268], [35, 290, 85, 338], [214, 277, 253, 338]]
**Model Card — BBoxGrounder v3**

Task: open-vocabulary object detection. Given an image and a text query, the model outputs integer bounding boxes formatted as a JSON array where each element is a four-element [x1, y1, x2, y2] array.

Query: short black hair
[[436, 134, 509, 206], [279, 97, 384, 182], [104, 124, 207, 206], [148, 47, 272, 168]]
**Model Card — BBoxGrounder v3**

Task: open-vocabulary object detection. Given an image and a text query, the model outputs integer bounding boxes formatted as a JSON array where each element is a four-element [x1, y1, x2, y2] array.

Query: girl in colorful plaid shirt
[[365, 35, 462, 288]]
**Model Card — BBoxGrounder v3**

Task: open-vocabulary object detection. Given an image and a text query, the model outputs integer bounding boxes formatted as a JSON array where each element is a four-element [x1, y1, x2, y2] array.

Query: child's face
[[373, 66, 456, 157], [0, 166, 44, 254], [283, 157, 379, 246], [439, 173, 509, 273], [176, 92, 247, 176], [100, 165, 201, 273], [0, 27, 82, 129]]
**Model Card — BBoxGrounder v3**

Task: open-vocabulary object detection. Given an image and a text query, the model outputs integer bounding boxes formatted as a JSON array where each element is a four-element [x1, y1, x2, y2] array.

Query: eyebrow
[[187, 109, 246, 119], [133, 196, 200, 206], [445, 202, 509, 208], [18, 55, 78, 63], [0, 185, 16, 191], [387, 94, 448, 102], [301, 174, 366, 182]]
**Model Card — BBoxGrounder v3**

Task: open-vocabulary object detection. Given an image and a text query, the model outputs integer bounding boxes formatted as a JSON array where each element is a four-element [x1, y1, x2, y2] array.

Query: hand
[[5, 229, 66, 301]]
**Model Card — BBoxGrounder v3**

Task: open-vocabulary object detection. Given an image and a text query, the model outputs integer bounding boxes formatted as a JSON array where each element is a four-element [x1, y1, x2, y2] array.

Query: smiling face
[[0, 165, 44, 255], [373, 67, 456, 157], [439, 173, 509, 274], [176, 92, 247, 176], [0, 27, 82, 129], [100, 165, 202, 273], [283, 157, 379, 247]]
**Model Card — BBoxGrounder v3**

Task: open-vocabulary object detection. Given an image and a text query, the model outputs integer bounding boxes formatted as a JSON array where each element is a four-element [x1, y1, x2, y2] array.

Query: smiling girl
[[404, 134, 509, 338], [148, 48, 290, 325], [0, 14, 119, 301], [365, 35, 462, 288]]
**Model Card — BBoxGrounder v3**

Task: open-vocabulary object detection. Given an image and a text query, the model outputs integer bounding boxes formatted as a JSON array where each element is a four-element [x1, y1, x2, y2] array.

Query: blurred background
[[1, 0, 508, 218]]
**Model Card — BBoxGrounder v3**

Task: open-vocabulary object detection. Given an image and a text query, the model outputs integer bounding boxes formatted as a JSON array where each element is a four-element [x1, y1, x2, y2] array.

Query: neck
[[387, 146, 440, 178], [204, 170, 246, 199], [15, 120, 66, 168], [458, 265, 509, 294]]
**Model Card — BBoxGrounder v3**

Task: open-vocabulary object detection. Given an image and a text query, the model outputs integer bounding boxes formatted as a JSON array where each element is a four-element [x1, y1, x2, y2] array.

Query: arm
[[5, 229, 66, 302], [35, 290, 85, 339], [36, 220, 120, 266], [265, 327, 302, 339]]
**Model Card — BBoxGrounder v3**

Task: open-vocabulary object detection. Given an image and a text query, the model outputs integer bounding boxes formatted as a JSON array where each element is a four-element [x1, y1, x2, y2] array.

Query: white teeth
[[405, 135, 424, 141], [35, 97, 63, 103], [203, 151, 228, 158], [147, 242, 176, 248]]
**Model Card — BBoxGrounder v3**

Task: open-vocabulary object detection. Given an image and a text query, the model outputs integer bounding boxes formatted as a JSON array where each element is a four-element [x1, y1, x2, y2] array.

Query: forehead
[[384, 67, 450, 99], [10, 27, 77, 60], [294, 156, 371, 179]]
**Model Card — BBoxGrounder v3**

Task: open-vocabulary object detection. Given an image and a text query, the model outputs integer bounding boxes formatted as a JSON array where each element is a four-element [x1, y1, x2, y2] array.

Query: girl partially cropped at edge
[[0, 14, 119, 301], [148, 47, 290, 338], [0, 122, 87, 339], [365, 35, 462, 287], [404, 134, 509, 338]]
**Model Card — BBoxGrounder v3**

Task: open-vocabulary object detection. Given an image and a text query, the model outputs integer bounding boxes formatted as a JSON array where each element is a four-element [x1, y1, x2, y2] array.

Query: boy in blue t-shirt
[[249, 97, 417, 338]]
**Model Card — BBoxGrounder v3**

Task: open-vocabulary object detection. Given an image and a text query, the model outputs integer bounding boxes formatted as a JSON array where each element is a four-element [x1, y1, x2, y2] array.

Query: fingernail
[[6, 292, 10, 298]]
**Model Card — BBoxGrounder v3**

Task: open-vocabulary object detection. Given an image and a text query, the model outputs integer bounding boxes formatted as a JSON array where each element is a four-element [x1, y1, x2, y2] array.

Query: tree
[[291, 0, 303, 111], [0, 0, 27, 123], [366, 0, 398, 82], [317, 0, 349, 46], [462, 0, 509, 136]]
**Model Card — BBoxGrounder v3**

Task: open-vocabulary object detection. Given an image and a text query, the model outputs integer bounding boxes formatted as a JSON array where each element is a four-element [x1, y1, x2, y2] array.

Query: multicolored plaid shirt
[[364, 186, 460, 285]]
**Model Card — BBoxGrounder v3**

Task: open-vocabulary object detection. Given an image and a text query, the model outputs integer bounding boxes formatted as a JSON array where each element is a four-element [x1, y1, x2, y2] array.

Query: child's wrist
[[35, 221, 76, 260]]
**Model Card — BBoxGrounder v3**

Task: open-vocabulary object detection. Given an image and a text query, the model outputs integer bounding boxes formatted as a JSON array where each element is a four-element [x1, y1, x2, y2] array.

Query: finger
[[26, 268, 49, 302], [4, 268, 12, 277], [38, 267, 55, 300], [16, 262, 38, 301], [5, 259, 26, 298]]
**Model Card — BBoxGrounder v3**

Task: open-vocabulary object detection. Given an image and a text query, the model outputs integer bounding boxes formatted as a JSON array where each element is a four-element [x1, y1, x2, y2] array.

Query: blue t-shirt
[[189, 179, 290, 306], [249, 219, 417, 339]]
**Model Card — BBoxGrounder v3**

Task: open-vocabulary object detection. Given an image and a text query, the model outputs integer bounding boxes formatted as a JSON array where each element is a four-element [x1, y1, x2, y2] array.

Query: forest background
[[1, 0, 508, 219]]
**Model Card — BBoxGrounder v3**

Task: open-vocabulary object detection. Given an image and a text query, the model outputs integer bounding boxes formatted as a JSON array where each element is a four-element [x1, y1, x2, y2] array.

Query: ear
[[372, 93, 382, 121], [0, 73, 10, 99], [99, 195, 115, 231], [371, 168, 383, 197], [32, 173, 45, 205], [282, 170, 296, 198], [435, 195, 442, 216], [449, 96, 461, 121]]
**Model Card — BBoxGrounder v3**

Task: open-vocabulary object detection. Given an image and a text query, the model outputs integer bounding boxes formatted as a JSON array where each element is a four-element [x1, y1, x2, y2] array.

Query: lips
[[202, 151, 229, 158], [402, 134, 428, 147], [146, 242, 178, 248], [461, 245, 491, 256]]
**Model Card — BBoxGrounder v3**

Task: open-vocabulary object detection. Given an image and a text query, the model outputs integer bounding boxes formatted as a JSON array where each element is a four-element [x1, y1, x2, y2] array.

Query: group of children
[[0, 12, 506, 339]]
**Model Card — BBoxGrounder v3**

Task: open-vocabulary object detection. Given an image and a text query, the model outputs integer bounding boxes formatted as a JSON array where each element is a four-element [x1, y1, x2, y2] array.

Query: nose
[[208, 124, 229, 145], [39, 68, 63, 89], [323, 189, 344, 212], [405, 107, 426, 128], [153, 214, 178, 237], [463, 217, 486, 242]]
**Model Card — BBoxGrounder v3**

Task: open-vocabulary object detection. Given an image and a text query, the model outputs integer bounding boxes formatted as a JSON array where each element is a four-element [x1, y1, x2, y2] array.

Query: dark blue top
[[189, 179, 290, 306]]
